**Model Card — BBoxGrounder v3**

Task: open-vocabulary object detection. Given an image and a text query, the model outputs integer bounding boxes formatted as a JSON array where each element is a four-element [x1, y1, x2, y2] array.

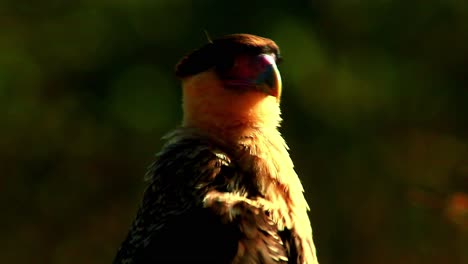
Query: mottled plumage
[[114, 34, 318, 264]]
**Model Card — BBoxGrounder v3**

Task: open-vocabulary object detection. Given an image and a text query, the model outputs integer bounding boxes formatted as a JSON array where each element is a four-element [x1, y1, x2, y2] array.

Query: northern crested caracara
[[113, 34, 318, 264]]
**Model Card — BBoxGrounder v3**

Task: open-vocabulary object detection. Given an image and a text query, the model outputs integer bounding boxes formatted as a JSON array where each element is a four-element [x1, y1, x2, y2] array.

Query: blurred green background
[[1, 0, 467, 263]]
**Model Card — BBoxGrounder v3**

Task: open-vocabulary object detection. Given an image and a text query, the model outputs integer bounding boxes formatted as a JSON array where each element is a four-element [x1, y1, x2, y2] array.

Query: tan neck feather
[[181, 70, 282, 142]]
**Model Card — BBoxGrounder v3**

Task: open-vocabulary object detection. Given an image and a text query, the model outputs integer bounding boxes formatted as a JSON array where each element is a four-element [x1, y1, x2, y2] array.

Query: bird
[[113, 33, 319, 264]]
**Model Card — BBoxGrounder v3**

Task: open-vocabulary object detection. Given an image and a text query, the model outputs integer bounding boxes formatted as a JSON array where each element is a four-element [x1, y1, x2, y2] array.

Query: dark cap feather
[[175, 34, 280, 78]]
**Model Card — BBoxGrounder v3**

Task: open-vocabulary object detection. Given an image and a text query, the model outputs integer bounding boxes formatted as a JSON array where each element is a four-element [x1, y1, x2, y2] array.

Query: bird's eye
[[216, 56, 235, 72]]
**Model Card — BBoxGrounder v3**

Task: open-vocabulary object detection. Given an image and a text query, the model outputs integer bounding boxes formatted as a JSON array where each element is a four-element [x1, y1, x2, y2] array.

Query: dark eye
[[216, 56, 235, 73]]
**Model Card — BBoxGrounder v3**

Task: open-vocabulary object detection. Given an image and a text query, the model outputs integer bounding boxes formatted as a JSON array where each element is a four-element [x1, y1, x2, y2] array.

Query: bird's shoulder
[[145, 130, 235, 197], [114, 131, 238, 263]]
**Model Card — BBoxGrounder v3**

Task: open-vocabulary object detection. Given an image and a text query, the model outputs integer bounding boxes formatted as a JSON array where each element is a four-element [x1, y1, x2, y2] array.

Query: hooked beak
[[254, 54, 282, 101]]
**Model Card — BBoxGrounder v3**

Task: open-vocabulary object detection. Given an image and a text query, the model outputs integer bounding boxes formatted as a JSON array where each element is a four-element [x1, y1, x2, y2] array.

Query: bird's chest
[[205, 151, 294, 231], [200, 152, 296, 263]]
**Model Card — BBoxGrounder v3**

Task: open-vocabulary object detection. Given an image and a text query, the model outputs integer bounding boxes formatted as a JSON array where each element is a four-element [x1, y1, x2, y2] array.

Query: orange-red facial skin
[[222, 54, 281, 99]]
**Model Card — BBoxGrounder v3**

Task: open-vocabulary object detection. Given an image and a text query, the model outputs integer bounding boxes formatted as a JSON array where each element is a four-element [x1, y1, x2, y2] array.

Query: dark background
[[1, 0, 467, 263]]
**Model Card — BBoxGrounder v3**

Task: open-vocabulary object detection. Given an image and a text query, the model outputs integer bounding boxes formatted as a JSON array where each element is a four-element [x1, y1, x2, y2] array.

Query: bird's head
[[176, 34, 283, 135]]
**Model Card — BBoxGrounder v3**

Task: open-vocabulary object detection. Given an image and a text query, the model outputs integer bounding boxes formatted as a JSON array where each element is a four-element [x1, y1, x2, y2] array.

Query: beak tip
[[255, 63, 282, 100]]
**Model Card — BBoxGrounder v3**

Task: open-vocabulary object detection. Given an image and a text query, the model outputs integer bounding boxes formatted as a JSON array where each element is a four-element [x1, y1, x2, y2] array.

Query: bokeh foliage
[[1, 0, 467, 263]]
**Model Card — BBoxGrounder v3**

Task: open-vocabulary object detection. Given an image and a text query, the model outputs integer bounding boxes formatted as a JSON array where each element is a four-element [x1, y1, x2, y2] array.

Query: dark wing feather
[[113, 132, 293, 264]]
